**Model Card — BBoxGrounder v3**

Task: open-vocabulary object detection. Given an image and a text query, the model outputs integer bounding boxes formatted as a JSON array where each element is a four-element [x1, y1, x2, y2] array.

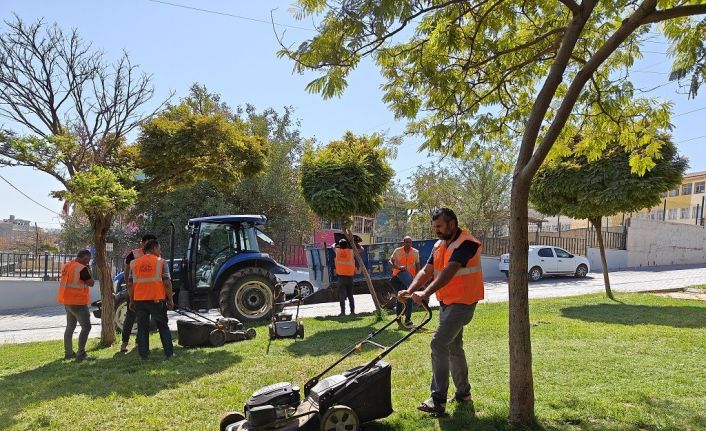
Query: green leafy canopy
[[530, 137, 688, 219], [300, 131, 394, 222]]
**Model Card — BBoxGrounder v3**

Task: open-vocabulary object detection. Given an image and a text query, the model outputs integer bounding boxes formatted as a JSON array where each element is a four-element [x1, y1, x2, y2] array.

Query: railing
[[0, 253, 120, 279]]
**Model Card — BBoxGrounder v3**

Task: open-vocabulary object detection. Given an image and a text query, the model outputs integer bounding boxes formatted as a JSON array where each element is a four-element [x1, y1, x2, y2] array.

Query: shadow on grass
[[0, 347, 240, 429], [561, 303, 706, 328], [286, 322, 405, 357]]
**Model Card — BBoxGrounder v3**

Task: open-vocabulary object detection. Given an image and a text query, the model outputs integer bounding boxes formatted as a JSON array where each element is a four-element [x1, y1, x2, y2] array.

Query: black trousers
[[122, 297, 136, 343], [337, 275, 355, 314], [134, 300, 173, 359]]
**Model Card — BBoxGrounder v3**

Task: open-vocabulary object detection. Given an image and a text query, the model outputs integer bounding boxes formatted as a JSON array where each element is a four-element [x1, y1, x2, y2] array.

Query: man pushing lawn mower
[[398, 207, 484, 415]]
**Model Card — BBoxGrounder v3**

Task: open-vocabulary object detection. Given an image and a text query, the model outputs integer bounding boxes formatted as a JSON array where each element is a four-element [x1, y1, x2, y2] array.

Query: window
[[554, 248, 571, 258], [696, 181, 706, 194], [668, 187, 679, 197], [693, 206, 701, 218], [661, 191, 667, 198], [683, 183, 693, 195], [363, 218, 374, 233], [538, 248, 554, 258], [681, 207, 690, 219], [668, 208, 678, 220]]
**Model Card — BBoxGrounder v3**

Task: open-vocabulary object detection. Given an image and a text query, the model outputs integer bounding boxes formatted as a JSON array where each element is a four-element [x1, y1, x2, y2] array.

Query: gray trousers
[[430, 302, 477, 402], [64, 305, 92, 356]]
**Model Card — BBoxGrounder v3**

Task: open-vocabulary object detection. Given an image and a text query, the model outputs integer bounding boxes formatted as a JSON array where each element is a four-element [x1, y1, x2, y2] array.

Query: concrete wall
[[586, 248, 629, 272], [625, 219, 706, 267], [0, 280, 101, 312], [480, 256, 505, 280]]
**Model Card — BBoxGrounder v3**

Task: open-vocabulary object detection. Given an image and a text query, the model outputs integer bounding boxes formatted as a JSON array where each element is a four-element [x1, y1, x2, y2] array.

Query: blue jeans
[[135, 300, 173, 359]]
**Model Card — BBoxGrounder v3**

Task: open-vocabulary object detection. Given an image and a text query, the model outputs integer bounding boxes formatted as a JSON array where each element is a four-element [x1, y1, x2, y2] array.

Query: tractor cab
[[185, 215, 273, 291]]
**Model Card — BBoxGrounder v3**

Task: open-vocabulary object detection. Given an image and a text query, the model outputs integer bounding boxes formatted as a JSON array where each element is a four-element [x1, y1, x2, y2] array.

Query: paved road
[[1, 264, 704, 345]]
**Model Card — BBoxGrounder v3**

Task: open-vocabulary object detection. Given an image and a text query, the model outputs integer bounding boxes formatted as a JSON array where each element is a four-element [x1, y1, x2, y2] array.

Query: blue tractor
[[95, 215, 292, 331]]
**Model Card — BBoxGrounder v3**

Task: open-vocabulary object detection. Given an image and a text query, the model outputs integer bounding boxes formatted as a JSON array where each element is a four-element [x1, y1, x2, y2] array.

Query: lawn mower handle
[[303, 301, 432, 396]]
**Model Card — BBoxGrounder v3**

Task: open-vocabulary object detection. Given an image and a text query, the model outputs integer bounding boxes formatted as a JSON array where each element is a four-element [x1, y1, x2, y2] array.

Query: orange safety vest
[[391, 246, 419, 277], [58, 261, 90, 305], [130, 254, 166, 301], [433, 229, 484, 305], [335, 248, 355, 276]]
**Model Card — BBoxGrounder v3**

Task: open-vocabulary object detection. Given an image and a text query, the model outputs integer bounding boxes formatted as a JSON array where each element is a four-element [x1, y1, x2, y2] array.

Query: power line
[[673, 105, 706, 118], [0, 174, 63, 216], [675, 134, 706, 144], [147, 0, 315, 31]]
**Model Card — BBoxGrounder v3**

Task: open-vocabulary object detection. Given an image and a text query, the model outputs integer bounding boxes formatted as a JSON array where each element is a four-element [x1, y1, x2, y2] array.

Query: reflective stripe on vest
[[392, 247, 419, 277], [130, 255, 166, 301], [58, 261, 89, 305], [335, 248, 355, 276], [433, 229, 484, 305]]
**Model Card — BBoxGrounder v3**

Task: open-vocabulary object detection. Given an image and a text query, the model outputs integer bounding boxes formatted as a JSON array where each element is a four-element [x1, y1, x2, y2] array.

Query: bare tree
[[0, 16, 165, 345]]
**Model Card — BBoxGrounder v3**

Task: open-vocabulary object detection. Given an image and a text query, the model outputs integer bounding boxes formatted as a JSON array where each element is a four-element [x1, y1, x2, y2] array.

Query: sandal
[[417, 398, 446, 415]]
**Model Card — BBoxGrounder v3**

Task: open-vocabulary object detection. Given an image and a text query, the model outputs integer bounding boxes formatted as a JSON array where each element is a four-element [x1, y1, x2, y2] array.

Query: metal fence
[[0, 252, 120, 279]]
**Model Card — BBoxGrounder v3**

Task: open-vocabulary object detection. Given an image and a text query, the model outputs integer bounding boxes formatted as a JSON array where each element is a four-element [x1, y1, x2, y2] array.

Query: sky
[[0, 0, 704, 229]]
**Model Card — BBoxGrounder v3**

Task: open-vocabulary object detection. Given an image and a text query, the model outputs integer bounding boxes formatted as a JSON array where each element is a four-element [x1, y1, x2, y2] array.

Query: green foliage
[[137, 98, 269, 192], [59, 166, 137, 220], [530, 138, 687, 220], [138, 96, 315, 250], [300, 132, 394, 222]]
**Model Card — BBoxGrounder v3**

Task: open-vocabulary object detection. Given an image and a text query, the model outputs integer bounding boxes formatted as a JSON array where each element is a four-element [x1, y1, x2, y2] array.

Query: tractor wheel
[[219, 267, 278, 322], [320, 405, 359, 431]]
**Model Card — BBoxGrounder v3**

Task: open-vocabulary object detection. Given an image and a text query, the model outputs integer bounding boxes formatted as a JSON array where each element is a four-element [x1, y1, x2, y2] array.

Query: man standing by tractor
[[128, 239, 175, 360], [120, 233, 157, 352], [334, 237, 362, 316], [389, 235, 420, 329], [398, 208, 484, 415], [58, 249, 95, 362]]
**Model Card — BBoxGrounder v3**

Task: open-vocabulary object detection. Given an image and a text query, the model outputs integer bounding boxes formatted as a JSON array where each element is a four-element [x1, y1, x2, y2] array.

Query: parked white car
[[499, 245, 590, 282], [274, 265, 316, 298]]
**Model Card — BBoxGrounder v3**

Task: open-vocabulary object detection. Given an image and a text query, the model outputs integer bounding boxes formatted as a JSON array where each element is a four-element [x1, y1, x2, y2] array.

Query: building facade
[[633, 170, 706, 225]]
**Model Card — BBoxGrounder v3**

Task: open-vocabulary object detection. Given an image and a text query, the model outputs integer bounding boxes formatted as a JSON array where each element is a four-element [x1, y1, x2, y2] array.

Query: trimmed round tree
[[530, 137, 687, 299], [301, 131, 394, 313]]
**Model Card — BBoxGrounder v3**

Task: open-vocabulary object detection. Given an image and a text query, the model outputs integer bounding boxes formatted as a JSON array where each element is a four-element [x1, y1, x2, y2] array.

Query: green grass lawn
[[1, 293, 705, 431]]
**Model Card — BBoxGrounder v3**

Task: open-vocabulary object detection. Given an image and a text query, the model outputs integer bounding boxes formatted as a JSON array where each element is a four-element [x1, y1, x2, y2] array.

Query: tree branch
[[558, 0, 580, 15], [642, 4, 706, 24], [523, 0, 659, 179]]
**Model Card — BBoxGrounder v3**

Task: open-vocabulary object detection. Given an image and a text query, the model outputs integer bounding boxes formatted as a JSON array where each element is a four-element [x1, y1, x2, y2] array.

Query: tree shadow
[[560, 303, 706, 328], [0, 347, 240, 429]]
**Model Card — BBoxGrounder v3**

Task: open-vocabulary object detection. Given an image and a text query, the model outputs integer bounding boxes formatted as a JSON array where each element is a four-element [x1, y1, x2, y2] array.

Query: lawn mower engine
[[244, 382, 301, 428]]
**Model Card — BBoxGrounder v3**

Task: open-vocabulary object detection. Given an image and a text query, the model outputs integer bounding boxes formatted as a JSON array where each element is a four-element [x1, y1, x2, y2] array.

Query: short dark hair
[[76, 249, 91, 259], [143, 239, 160, 253], [431, 207, 458, 223], [141, 234, 157, 242]]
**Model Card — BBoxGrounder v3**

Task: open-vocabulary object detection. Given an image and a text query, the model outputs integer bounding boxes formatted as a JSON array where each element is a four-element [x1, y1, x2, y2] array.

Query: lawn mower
[[220, 301, 432, 431], [269, 287, 304, 340], [174, 307, 256, 347]]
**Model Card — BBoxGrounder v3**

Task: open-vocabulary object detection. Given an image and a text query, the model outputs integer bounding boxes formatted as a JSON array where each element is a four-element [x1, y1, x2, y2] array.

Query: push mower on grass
[[175, 307, 256, 347], [269, 288, 304, 340], [220, 301, 432, 431]]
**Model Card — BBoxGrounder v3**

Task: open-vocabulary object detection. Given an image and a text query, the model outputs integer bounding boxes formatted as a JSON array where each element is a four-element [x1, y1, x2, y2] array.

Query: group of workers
[[333, 207, 484, 415], [58, 235, 175, 362], [60, 206, 483, 416]]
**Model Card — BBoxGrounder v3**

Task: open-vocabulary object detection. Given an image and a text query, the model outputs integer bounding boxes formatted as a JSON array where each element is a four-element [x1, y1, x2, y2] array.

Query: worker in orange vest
[[389, 235, 420, 328], [58, 249, 95, 362], [128, 239, 174, 360], [398, 208, 484, 415], [120, 233, 157, 353], [334, 237, 362, 316]]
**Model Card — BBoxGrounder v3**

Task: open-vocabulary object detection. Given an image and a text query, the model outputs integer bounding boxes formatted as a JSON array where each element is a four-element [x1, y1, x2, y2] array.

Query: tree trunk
[[590, 217, 614, 300], [91, 214, 116, 346], [344, 228, 382, 314], [508, 180, 535, 425]]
